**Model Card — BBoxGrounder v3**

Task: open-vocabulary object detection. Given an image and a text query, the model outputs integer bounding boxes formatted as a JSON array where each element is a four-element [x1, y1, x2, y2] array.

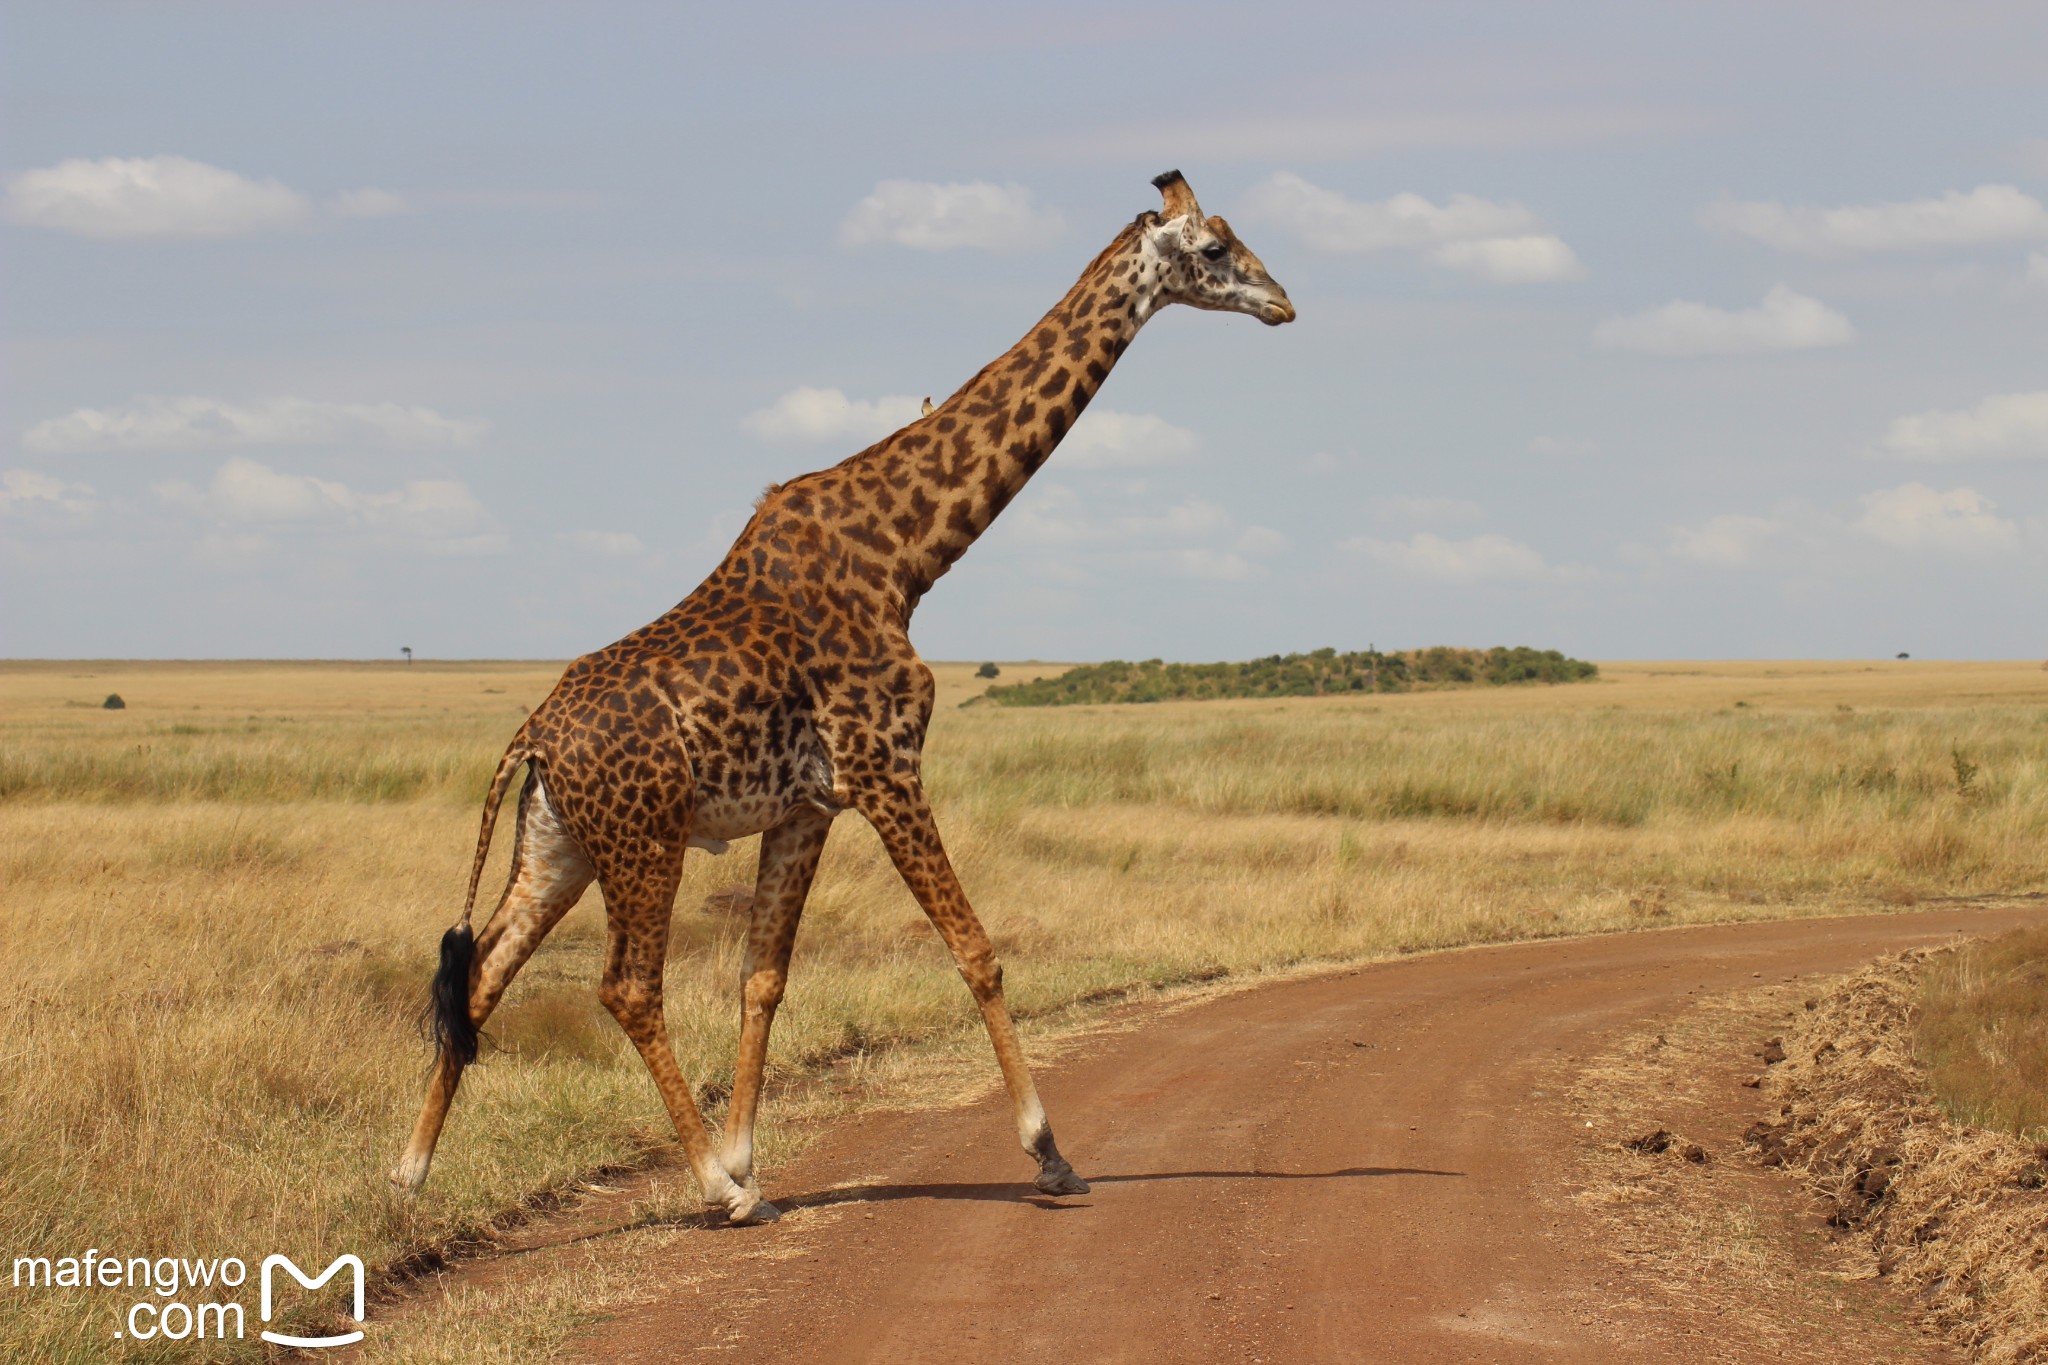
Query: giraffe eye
[[1200, 242, 1226, 262]]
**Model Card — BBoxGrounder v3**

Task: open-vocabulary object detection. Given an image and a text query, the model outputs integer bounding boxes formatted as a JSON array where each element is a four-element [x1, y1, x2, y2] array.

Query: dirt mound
[[1744, 948, 2048, 1362]]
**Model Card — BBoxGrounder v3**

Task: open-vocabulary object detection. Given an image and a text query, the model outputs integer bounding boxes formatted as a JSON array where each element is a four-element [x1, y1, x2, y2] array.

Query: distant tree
[[101, 693, 125, 710], [976, 662, 1000, 678], [976, 646, 1597, 707], [1897, 652, 1910, 659], [402, 646, 414, 665]]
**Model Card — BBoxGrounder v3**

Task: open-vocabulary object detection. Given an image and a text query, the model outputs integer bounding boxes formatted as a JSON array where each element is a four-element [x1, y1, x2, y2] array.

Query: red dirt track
[[556, 903, 2041, 1363]]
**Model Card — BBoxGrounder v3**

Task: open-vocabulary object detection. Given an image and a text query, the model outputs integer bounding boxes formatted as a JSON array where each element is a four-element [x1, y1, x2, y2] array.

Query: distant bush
[[975, 647, 1597, 707], [976, 662, 1001, 679]]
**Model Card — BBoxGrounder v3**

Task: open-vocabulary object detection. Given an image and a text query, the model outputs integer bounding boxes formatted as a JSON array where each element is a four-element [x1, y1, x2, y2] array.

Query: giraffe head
[[1141, 170, 1295, 326]]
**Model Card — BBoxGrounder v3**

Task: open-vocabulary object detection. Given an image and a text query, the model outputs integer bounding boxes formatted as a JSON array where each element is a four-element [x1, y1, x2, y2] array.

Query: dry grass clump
[[1562, 982, 1935, 1359], [1570, 987, 1799, 1288], [1917, 927, 2048, 1139], [1747, 949, 2048, 1362]]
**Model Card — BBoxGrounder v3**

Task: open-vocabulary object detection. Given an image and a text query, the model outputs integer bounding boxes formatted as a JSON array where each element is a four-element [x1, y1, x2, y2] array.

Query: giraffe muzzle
[[1259, 293, 1297, 326]]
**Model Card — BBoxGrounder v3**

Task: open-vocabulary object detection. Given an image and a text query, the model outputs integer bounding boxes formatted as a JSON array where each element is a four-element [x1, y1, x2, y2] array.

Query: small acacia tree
[[976, 662, 1000, 679]]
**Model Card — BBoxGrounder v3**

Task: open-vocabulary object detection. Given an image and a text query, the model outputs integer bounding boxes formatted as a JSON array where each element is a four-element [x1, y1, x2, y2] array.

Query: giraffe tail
[[430, 736, 535, 1071], [430, 922, 481, 1070]]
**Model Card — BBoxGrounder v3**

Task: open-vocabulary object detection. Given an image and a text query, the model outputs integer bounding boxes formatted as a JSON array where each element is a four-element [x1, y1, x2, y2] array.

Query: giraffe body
[[396, 171, 1293, 1222]]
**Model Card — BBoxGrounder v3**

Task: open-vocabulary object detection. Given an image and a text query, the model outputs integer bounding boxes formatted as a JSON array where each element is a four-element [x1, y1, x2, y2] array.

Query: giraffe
[[394, 170, 1294, 1224]]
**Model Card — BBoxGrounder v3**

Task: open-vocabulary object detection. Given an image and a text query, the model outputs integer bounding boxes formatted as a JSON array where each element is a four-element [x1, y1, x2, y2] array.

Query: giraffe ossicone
[[394, 170, 1293, 1224]]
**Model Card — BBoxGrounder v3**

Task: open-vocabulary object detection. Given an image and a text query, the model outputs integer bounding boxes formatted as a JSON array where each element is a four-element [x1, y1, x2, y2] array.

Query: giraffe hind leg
[[594, 865, 774, 1225], [394, 776, 595, 1191]]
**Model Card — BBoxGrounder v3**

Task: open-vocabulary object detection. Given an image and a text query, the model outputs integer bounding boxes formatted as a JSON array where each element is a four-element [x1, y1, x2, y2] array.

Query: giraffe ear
[[1151, 169, 1203, 222]]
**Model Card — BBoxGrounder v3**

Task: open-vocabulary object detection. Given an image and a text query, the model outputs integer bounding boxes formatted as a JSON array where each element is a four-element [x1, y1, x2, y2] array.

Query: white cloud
[[160, 458, 352, 523], [157, 457, 505, 556], [1661, 486, 2040, 571], [838, 179, 1063, 251], [1593, 285, 1854, 356], [741, 387, 922, 444], [1341, 531, 1583, 584], [1369, 495, 1485, 524], [1427, 234, 1584, 282], [4, 156, 310, 238], [24, 396, 488, 455], [997, 484, 1272, 582], [1854, 483, 2018, 554], [1004, 488, 1250, 551], [329, 188, 407, 218], [999, 483, 1092, 547], [1702, 185, 2048, 255], [4, 157, 408, 239], [0, 468, 98, 516], [561, 530, 645, 557], [1527, 435, 1599, 458], [1877, 390, 2048, 462], [343, 478, 502, 554], [1665, 513, 1786, 568], [1244, 172, 1532, 250], [1059, 410, 1197, 469], [1242, 173, 1581, 283]]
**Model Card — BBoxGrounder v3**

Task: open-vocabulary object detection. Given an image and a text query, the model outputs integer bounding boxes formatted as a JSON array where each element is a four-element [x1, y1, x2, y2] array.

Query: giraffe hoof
[[1033, 1166, 1090, 1197], [726, 1196, 781, 1226]]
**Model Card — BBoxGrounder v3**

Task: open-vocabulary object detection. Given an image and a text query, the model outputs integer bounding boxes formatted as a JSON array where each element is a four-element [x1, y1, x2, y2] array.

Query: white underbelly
[[688, 792, 811, 844]]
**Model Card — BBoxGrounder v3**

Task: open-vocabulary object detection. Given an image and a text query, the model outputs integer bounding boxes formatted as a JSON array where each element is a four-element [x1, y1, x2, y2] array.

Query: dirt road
[[536, 903, 2043, 1363]]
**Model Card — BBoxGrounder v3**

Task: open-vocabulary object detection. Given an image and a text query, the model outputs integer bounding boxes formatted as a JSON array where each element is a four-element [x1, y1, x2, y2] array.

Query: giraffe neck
[[843, 219, 1168, 611]]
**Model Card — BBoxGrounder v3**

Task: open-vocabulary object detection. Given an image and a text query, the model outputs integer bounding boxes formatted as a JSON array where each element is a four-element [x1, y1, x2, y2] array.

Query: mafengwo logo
[[9, 1247, 364, 1348], [260, 1254, 365, 1348]]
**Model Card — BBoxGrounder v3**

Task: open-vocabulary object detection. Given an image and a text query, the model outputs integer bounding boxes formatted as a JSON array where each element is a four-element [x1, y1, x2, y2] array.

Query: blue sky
[[3, 2, 2045, 661]]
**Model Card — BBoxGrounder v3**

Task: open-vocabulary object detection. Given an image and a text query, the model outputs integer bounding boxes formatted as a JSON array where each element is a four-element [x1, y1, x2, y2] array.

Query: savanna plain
[[2, 657, 2045, 1361]]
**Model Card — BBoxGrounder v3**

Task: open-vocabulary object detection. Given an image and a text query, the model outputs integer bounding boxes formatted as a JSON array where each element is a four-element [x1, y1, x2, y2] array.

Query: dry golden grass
[[1917, 926, 2048, 1139], [1563, 981, 1933, 1360], [1756, 950, 2048, 1363], [1, 657, 2043, 1359]]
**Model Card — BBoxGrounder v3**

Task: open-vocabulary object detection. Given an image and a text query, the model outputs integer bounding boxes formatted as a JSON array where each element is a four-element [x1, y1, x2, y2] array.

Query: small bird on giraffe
[[395, 169, 1294, 1224]]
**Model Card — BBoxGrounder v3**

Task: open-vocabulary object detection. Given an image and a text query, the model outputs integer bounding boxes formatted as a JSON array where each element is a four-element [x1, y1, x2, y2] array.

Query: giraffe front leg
[[720, 808, 832, 1190], [863, 784, 1089, 1197]]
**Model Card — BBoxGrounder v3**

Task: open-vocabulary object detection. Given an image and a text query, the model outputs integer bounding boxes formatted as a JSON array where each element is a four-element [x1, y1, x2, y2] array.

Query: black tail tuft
[[430, 924, 479, 1069]]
